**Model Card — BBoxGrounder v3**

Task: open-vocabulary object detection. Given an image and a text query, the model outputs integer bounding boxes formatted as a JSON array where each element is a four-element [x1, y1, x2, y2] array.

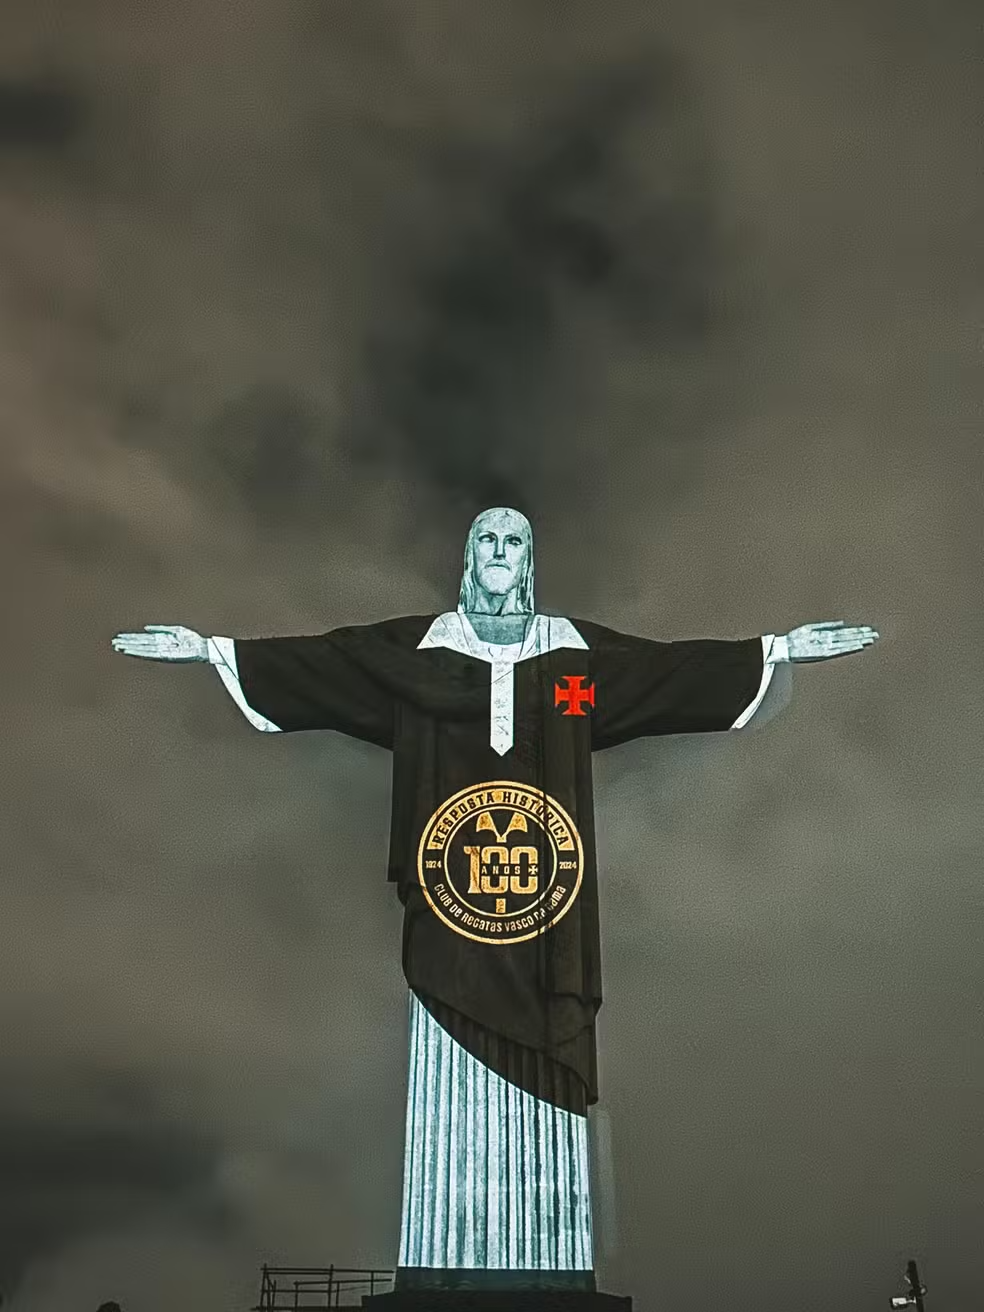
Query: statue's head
[[458, 506, 534, 615]]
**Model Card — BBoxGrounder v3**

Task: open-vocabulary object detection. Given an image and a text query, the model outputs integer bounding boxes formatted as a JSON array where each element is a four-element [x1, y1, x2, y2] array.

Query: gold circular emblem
[[417, 781, 584, 945]]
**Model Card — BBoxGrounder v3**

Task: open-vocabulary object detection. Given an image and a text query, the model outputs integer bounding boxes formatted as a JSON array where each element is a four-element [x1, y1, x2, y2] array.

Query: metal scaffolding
[[253, 1266, 394, 1310]]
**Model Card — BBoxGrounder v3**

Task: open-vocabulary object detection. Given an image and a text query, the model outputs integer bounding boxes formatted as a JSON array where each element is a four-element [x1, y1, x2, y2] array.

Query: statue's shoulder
[[564, 616, 671, 654], [371, 614, 442, 648], [562, 616, 623, 647], [327, 614, 439, 650]]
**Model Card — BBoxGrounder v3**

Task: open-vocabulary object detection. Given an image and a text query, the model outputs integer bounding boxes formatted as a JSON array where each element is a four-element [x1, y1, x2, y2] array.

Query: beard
[[478, 563, 517, 594]]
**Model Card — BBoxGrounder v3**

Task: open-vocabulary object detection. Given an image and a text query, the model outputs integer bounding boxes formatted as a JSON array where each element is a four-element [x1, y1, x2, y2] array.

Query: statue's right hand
[[111, 624, 209, 662]]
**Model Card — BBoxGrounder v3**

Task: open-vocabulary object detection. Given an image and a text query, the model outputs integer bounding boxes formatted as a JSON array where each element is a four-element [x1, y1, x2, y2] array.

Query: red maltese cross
[[554, 676, 595, 716]]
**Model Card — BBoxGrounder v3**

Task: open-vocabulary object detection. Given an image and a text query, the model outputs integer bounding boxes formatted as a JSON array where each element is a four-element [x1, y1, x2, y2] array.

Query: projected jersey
[[216, 611, 776, 1113]]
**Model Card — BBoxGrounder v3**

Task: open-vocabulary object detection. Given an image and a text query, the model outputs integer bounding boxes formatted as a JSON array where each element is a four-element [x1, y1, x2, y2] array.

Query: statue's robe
[[210, 612, 783, 1117]]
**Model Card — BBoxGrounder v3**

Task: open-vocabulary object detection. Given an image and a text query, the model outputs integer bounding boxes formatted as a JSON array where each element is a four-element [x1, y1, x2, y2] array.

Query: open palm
[[111, 624, 208, 662], [787, 620, 879, 662]]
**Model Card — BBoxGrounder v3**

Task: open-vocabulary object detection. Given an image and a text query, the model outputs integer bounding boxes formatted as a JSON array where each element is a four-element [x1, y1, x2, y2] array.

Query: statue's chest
[[463, 614, 530, 646]]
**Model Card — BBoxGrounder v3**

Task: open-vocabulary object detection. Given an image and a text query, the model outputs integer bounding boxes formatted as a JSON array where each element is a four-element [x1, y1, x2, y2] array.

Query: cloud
[[0, 0, 978, 1306], [345, 51, 724, 514], [0, 75, 88, 153]]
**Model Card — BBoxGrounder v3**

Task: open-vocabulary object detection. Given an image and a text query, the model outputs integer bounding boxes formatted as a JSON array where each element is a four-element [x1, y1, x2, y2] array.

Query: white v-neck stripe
[[416, 612, 588, 755]]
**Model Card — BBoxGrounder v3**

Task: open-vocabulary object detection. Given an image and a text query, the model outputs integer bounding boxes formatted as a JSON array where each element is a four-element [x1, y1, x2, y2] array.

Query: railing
[[254, 1265, 395, 1309]]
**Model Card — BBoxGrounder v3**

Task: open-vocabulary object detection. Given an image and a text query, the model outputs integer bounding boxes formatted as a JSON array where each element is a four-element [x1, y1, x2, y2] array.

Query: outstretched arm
[[112, 624, 280, 730], [111, 622, 396, 746], [587, 616, 880, 749]]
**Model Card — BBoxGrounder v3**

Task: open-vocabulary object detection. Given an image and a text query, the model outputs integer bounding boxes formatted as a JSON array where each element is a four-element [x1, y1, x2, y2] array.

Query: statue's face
[[471, 508, 531, 600]]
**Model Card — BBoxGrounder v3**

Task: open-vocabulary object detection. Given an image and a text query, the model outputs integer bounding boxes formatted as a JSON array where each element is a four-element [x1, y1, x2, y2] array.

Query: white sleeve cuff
[[730, 635, 777, 729], [207, 636, 281, 733], [767, 633, 790, 663]]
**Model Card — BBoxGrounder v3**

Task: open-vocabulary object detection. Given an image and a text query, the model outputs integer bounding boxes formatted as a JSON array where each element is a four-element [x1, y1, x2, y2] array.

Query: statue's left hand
[[785, 620, 880, 663]]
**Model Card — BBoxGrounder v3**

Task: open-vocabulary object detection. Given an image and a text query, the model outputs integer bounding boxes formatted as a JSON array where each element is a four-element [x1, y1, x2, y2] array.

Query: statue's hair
[[457, 507, 535, 614]]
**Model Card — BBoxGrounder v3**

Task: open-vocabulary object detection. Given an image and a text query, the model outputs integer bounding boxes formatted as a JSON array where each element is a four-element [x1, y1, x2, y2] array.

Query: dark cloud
[[347, 52, 722, 516], [205, 383, 327, 529], [0, 1121, 217, 1289], [0, 77, 87, 153]]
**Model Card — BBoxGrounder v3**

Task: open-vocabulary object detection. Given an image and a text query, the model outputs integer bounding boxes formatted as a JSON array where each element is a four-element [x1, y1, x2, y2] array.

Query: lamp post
[[890, 1260, 927, 1311]]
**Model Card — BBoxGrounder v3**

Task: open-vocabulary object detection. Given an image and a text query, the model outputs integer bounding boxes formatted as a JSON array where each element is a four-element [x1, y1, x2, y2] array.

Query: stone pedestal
[[363, 1293, 631, 1312], [362, 1268, 631, 1311]]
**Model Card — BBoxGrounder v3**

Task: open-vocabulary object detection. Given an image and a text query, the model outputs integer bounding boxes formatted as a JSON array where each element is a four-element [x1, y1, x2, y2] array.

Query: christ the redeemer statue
[[112, 508, 878, 1290]]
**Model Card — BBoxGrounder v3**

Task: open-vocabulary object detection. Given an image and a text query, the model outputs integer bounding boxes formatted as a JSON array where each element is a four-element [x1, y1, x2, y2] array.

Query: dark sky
[[0, 0, 979, 1308]]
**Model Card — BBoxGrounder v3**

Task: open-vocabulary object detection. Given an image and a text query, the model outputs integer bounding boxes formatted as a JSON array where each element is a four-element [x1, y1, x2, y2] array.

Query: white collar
[[417, 611, 588, 755], [417, 611, 587, 665]]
